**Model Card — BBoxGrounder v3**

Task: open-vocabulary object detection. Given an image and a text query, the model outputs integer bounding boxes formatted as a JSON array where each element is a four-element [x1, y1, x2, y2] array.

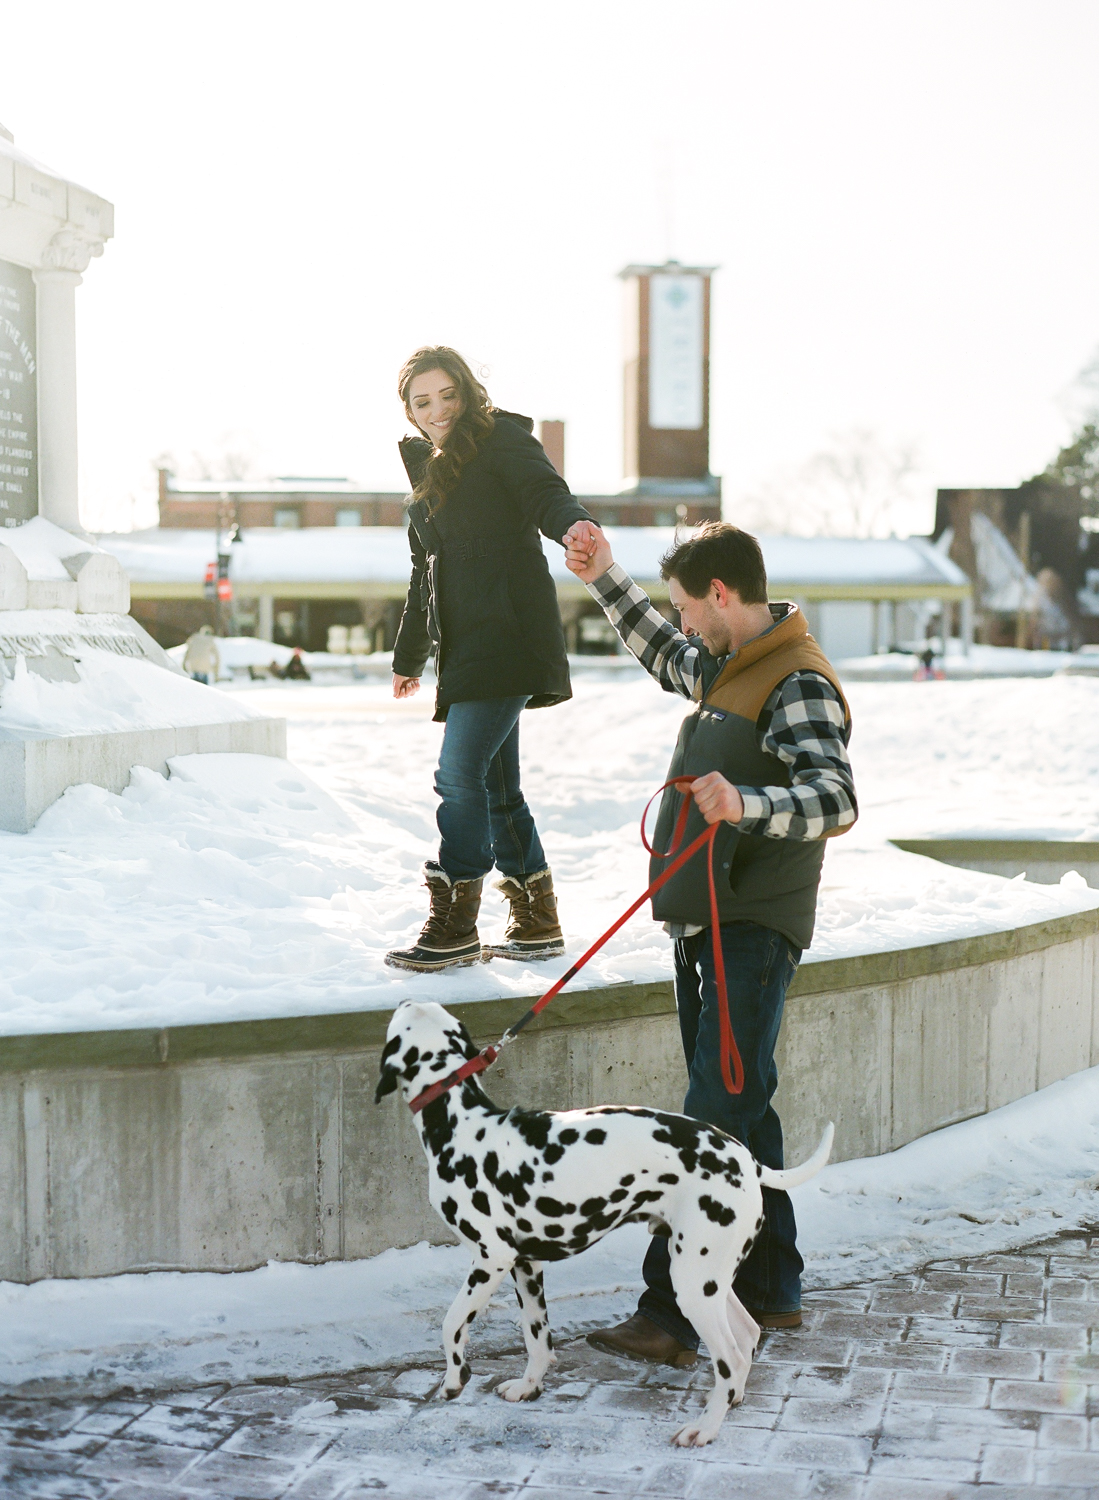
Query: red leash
[[408, 777, 744, 1113]]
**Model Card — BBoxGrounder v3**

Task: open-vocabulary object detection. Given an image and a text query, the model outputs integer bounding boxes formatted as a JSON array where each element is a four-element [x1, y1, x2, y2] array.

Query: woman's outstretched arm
[[490, 419, 592, 542]]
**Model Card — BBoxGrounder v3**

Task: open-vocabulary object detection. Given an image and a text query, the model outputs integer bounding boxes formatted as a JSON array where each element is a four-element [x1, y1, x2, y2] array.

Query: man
[[562, 519, 856, 1364]]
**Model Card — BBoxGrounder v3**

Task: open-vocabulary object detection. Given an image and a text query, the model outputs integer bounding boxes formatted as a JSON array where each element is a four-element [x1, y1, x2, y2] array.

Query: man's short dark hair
[[659, 522, 768, 604]]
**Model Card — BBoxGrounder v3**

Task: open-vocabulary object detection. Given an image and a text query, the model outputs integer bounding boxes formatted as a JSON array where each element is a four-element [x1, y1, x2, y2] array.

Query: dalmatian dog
[[376, 999, 834, 1447]]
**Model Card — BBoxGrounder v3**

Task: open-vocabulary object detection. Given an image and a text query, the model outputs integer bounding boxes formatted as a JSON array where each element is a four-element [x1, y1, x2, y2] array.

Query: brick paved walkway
[[3, 1227, 1098, 1499]]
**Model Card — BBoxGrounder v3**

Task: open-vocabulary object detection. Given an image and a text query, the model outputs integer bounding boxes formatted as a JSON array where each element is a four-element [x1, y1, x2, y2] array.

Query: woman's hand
[[563, 521, 613, 583], [393, 674, 421, 699]]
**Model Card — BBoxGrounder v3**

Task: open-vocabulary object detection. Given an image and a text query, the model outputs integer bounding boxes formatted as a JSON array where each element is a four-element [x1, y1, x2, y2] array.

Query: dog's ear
[[375, 1034, 401, 1105], [375, 1065, 399, 1104]]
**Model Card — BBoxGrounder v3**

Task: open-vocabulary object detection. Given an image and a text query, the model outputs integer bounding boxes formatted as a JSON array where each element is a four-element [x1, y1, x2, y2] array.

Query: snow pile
[[2, 676, 1098, 1037], [0, 648, 262, 736], [3, 1064, 1096, 1394], [0, 516, 96, 580]]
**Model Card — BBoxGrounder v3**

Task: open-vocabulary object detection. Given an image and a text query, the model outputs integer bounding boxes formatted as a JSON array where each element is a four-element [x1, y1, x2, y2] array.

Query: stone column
[[34, 230, 105, 535]]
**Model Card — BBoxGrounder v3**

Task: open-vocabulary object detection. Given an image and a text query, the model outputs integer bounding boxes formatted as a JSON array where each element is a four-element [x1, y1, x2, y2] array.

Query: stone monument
[[0, 123, 283, 833]]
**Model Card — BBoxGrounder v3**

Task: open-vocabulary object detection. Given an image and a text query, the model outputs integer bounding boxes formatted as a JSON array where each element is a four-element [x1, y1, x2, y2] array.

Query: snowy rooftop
[[97, 527, 970, 591]]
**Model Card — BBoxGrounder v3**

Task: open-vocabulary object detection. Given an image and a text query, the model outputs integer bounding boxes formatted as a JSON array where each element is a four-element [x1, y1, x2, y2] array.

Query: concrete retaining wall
[[891, 838, 1099, 889], [0, 716, 288, 833], [2, 908, 1096, 1283]]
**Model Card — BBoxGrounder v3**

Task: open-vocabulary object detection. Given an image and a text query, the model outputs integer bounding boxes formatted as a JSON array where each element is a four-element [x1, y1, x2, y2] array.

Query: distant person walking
[[385, 346, 595, 973], [183, 626, 219, 684]]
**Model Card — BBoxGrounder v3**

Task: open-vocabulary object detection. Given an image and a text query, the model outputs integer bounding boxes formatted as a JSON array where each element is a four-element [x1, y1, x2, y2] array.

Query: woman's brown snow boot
[[482, 869, 565, 961], [384, 865, 485, 972]]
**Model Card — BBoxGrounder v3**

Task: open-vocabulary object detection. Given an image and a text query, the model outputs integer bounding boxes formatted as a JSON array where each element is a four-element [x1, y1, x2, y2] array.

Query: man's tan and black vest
[[649, 604, 852, 950]]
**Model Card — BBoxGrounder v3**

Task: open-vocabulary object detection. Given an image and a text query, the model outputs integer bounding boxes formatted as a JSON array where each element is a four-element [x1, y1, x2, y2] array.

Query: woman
[[385, 346, 595, 973]]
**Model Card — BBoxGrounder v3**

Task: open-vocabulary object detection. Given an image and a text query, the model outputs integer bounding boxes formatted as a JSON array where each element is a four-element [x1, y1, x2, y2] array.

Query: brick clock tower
[[618, 260, 718, 504]]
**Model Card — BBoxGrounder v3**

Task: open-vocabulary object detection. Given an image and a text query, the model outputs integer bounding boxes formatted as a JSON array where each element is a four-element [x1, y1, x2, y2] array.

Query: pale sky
[[4, 0, 1099, 534]]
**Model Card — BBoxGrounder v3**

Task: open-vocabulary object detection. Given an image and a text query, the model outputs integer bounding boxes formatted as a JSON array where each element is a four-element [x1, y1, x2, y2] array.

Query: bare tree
[[735, 429, 929, 538]]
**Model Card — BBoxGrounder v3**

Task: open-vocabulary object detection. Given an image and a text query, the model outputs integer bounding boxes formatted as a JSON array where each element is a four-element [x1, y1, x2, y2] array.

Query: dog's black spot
[[619, 1174, 635, 1187], [458, 1218, 482, 1243], [543, 1144, 565, 1165], [674, 1243, 681, 1254], [468, 1267, 490, 1287], [516, 1217, 532, 1232], [608, 1188, 628, 1203], [476, 1128, 485, 1141], [440, 1197, 458, 1226], [460, 1362, 471, 1384], [453, 1330, 461, 1343], [452, 1352, 461, 1365], [542, 1172, 554, 1182], [544, 1224, 564, 1237], [503, 1201, 516, 1217], [535, 1196, 575, 1218], [700, 1246, 709, 1256], [483, 1150, 534, 1208], [580, 1196, 607, 1216], [584, 1128, 606, 1145], [530, 1320, 543, 1337], [658, 1173, 679, 1185], [704, 1280, 718, 1297], [630, 1190, 662, 1209], [717, 1358, 731, 1380], [558, 1129, 579, 1145], [728, 1389, 738, 1406], [471, 1191, 490, 1216], [402, 1045, 420, 1075], [699, 1195, 736, 1227], [512, 1111, 553, 1151]]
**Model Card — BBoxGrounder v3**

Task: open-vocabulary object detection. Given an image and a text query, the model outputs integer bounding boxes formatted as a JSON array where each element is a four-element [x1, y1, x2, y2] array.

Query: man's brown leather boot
[[482, 869, 565, 961], [585, 1314, 697, 1368], [385, 866, 484, 972]]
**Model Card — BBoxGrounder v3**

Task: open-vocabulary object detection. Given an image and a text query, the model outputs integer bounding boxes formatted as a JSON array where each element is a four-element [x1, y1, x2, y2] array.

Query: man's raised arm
[[562, 522, 702, 700]]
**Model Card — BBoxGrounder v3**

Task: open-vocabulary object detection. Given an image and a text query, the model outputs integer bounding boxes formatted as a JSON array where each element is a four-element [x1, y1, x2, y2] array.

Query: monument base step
[[0, 716, 287, 833]]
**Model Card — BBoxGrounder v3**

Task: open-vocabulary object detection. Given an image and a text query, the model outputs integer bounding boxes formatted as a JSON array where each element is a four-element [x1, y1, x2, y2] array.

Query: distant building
[[157, 472, 407, 530], [101, 526, 969, 660], [935, 488, 1094, 647]]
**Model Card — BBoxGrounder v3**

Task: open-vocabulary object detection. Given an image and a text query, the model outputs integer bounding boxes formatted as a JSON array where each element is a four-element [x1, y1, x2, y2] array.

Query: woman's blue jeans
[[638, 921, 804, 1345], [434, 697, 547, 881]]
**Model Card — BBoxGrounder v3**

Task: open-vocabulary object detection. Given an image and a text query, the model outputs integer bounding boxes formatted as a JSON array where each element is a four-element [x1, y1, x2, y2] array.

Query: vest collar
[[709, 602, 803, 692]]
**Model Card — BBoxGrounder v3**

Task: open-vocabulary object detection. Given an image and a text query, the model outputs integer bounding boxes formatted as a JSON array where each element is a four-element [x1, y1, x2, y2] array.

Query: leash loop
[[408, 776, 745, 1113]]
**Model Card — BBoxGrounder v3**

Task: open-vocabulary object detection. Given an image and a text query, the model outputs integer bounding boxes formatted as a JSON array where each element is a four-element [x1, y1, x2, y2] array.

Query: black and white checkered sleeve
[[585, 562, 701, 699], [737, 672, 858, 840]]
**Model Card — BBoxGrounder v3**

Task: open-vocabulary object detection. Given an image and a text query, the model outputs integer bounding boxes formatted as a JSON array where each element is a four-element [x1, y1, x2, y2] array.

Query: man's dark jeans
[[638, 920, 803, 1347], [434, 696, 547, 881]]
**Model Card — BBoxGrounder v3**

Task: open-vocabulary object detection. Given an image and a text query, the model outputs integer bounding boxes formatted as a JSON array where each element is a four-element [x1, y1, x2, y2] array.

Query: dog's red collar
[[408, 1046, 499, 1115]]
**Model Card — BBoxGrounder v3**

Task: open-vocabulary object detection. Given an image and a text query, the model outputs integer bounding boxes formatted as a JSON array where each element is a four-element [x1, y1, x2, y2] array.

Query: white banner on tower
[[648, 273, 703, 430]]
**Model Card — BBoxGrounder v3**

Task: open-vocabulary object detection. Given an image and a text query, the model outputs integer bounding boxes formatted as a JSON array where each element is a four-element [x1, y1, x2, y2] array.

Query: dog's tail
[[757, 1123, 834, 1192]]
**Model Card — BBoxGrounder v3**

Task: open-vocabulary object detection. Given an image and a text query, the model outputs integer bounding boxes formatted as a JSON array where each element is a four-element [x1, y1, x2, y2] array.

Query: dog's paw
[[495, 1378, 543, 1402], [671, 1422, 718, 1447], [442, 1362, 471, 1400]]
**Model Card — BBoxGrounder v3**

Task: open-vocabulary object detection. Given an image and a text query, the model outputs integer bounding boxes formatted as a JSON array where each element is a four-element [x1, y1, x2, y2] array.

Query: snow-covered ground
[[1, 675, 1099, 1035], [4, 1062, 1098, 1394], [3, 671, 1099, 1396]]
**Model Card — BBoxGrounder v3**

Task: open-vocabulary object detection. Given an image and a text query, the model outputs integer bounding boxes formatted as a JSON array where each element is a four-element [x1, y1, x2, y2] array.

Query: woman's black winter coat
[[392, 411, 593, 722]]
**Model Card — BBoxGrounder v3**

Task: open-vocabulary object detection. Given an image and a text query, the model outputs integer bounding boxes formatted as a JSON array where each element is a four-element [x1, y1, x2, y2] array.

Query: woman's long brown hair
[[398, 346, 495, 510]]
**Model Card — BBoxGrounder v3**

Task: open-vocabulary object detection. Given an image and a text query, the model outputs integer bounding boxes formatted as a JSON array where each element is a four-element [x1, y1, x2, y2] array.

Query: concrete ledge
[[0, 716, 287, 833], [1, 906, 1096, 1281], [891, 838, 1099, 889]]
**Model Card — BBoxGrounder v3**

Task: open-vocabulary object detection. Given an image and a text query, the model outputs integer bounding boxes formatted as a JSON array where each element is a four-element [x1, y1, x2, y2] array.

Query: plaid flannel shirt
[[586, 562, 857, 841]]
